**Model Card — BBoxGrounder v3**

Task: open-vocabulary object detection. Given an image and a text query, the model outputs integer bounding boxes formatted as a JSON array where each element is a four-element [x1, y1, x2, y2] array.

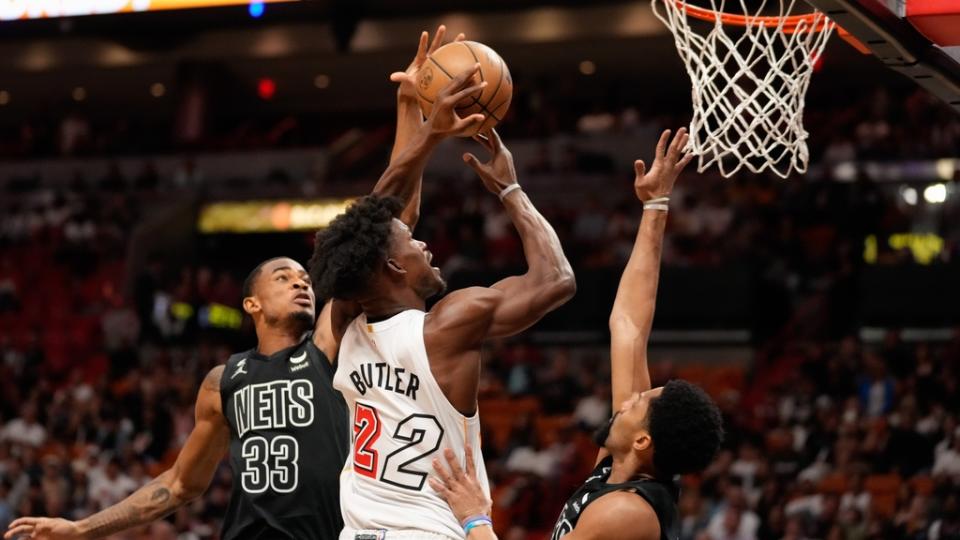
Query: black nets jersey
[[550, 456, 679, 540], [219, 335, 349, 540]]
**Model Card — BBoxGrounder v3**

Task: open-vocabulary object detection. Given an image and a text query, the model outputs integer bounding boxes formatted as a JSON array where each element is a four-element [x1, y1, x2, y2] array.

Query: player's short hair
[[646, 379, 723, 477], [242, 257, 285, 300], [309, 195, 402, 301]]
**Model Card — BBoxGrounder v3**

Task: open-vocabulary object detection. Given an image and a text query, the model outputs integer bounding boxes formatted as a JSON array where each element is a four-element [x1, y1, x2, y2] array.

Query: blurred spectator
[[1, 404, 46, 448]]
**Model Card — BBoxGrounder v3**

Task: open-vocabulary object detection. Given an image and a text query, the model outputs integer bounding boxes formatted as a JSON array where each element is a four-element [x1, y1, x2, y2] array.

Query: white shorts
[[339, 528, 460, 540]]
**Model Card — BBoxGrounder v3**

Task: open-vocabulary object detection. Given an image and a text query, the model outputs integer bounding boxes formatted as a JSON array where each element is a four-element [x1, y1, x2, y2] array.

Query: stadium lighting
[[249, 1, 265, 18], [72, 86, 86, 102], [901, 186, 918, 206], [579, 60, 596, 75], [150, 83, 166, 98], [314, 74, 330, 89], [935, 158, 957, 181], [257, 78, 276, 100], [924, 183, 947, 204]]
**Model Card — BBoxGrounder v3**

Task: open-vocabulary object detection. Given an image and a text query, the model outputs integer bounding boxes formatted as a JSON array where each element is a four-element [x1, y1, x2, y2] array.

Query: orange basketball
[[415, 40, 513, 137]]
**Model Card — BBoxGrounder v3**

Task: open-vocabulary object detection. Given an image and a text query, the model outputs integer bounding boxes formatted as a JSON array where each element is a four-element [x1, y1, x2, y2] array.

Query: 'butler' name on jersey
[[348, 362, 420, 400], [233, 380, 315, 438]]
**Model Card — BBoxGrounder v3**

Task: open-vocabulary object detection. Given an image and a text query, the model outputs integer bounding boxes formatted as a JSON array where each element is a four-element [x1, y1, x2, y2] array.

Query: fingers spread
[[428, 477, 449, 498], [4, 524, 34, 540], [667, 128, 688, 161], [656, 129, 672, 158], [415, 31, 429, 61], [634, 159, 646, 177], [429, 25, 446, 55], [443, 448, 465, 480], [463, 153, 482, 169], [471, 132, 492, 150], [432, 457, 452, 483], [486, 128, 504, 154], [464, 446, 477, 476], [449, 81, 487, 104]]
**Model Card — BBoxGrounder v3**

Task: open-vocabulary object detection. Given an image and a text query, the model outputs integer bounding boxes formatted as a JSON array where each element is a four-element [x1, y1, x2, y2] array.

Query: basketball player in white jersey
[[429, 129, 724, 540], [309, 128, 576, 539]]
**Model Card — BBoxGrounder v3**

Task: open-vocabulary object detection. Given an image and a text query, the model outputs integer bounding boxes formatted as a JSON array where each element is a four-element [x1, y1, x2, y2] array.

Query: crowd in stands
[[0, 80, 959, 539]]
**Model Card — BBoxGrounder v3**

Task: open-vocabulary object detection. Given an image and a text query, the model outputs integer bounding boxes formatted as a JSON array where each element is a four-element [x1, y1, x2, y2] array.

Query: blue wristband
[[463, 517, 493, 535]]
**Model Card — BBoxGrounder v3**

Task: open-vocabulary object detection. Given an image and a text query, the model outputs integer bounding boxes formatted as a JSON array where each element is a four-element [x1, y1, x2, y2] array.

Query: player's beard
[[288, 310, 316, 332], [415, 272, 447, 300], [592, 414, 617, 447], [265, 310, 315, 333]]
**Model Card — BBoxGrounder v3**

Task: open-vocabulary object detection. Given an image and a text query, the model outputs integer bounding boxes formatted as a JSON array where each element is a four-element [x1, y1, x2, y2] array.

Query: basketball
[[415, 40, 513, 136]]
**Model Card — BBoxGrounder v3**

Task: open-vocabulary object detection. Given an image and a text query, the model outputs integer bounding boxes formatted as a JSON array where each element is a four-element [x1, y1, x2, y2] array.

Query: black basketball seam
[[428, 56, 455, 81], [428, 54, 482, 107], [416, 89, 435, 105], [460, 42, 486, 107], [483, 53, 506, 109]]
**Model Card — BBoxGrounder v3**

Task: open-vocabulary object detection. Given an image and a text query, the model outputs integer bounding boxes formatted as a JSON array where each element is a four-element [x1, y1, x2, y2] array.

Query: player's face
[[388, 219, 446, 300], [249, 258, 316, 328], [605, 386, 664, 453]]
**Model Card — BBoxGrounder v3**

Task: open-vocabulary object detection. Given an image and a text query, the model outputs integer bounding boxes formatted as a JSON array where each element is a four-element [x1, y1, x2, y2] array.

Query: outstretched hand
[[390, 25, 465, 101], [5, 517, 83, 540], [463, 129, 518, 196], [633, 128, 694, 202], [428, 446, 492, 524], [423, 64, 487, 139]]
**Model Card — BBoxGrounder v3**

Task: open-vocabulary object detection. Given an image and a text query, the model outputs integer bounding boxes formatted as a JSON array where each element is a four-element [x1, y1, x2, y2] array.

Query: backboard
[[803, 0, 960, 113]]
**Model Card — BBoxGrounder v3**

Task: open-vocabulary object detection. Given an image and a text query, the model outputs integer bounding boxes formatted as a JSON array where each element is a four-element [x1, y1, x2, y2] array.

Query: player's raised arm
[[426, 129, 576, 350], [381, 25, 466, 230], [371, 56, 485, 230], [312, 29, 483, 360], [608, 128, 692, 409], [5, 367, 231, 540]]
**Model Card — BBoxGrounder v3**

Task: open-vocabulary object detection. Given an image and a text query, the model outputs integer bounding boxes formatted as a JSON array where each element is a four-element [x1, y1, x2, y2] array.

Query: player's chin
[[289, 309, 316, 328], [430, 273, 448, 297]]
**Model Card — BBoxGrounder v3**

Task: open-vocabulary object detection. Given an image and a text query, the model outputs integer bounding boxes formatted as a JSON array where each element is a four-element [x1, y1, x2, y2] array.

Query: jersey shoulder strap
[[583, 458, 679, 538]]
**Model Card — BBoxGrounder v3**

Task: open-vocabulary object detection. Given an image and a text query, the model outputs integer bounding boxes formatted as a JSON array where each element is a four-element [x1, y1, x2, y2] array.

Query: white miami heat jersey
[[334, 309, 490, 539]]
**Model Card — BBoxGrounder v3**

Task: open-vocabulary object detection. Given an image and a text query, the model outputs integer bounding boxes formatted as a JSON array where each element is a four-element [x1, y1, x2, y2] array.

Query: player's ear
[[243, 296, 260, 315], [386, 258, 407, 276], [633, 432, 653, 454]]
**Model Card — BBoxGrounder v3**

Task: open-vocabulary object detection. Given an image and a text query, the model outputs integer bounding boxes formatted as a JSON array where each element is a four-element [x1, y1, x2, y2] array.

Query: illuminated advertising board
[[0, 0, 292, 20]]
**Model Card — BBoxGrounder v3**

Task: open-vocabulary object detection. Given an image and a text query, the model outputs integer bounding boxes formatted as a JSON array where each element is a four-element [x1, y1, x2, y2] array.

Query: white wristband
[[498, 184, 522, 202], [643, 196, 669, 212]]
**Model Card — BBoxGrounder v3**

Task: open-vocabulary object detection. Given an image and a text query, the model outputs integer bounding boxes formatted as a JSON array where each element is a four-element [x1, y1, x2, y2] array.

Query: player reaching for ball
[[429, 129, 725, 540], [309, 126, 576, 538], [4, 25, 485, 540]]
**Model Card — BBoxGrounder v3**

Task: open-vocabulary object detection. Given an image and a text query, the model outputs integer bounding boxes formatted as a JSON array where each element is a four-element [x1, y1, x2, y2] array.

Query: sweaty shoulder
[[575, 491, 660, 540]]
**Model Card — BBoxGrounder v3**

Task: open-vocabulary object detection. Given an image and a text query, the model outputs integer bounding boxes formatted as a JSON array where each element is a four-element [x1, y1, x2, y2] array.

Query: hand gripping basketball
[[633, 128, 694, 203], [390, 25, 466, 101], [423, 64, 487, 139], [462, 129, 518, 197]]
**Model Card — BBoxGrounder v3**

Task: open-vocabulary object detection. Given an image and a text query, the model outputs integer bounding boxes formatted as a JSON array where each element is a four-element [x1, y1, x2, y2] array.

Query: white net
[[652, 0, 835, 178]]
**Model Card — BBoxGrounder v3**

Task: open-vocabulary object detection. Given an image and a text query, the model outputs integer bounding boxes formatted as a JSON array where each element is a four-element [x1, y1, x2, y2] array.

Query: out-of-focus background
[[0, 1, 959, 539]]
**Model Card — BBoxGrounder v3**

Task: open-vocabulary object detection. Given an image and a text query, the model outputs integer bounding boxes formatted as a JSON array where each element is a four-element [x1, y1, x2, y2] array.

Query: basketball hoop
[[652, 0, 836, 178]]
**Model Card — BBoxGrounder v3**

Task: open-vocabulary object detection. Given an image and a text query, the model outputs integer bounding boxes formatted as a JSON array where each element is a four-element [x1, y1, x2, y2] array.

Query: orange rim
[[676, 2, 834, 33]]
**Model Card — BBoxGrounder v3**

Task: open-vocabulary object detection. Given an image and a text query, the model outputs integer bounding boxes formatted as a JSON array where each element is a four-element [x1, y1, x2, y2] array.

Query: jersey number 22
[[353, 403, 444, 491]]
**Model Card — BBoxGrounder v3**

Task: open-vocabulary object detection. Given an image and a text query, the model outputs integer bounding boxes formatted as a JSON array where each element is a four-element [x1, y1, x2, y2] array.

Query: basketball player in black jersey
[[5, 26, 488, 540], [429, 129, 724, 540]]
